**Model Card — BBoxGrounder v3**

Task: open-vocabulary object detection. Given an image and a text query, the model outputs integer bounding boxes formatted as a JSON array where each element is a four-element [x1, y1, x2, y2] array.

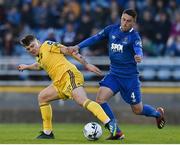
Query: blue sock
[[141, 104, 161, 118], [101, 102, 121, 132]]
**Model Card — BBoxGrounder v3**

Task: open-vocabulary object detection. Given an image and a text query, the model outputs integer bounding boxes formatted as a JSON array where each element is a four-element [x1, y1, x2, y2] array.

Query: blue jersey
[[78, 24, 143, 78]]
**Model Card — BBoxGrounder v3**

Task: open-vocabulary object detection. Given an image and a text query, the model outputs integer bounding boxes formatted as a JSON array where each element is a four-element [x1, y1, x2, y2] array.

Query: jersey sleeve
[[98, 24, 113, 37], [78, 25, 113, 49], [133, 33, 143, 57]]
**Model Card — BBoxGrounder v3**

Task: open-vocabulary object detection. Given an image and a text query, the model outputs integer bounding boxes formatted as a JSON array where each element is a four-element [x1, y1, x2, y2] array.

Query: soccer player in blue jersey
[[67, 9, 165, 140]]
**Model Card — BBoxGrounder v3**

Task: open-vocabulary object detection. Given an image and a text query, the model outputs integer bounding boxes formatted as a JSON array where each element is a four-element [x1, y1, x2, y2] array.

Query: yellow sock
[[39, 103, 53, 132], [83, 99, 110, 124]]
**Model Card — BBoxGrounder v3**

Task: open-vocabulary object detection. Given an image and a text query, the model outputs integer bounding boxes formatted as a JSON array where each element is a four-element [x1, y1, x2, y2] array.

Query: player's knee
[[38, 93, 49, 103], [96, 97, 105, 104], [38, 94, 43, 103], [132, 107, 142, 115]]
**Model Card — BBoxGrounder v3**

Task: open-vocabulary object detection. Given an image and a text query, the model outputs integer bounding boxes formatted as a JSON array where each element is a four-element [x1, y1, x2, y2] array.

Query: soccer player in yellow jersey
[[18, 34, 118, 139]]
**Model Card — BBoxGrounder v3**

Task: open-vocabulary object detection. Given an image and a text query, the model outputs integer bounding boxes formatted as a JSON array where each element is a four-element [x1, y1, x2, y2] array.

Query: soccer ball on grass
[[83, 122, 102, 141]]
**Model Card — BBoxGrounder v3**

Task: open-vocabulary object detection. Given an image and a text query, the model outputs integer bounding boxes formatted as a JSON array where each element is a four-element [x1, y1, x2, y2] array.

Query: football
[[83, 122, 102, 141]]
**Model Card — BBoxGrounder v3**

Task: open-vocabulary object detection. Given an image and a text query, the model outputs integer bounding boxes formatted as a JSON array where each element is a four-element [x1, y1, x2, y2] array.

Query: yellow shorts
[[53, 68, 84, 100]]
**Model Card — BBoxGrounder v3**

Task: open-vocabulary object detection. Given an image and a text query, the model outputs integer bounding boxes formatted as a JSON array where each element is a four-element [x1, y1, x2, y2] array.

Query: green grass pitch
[[0, 123, 179, 144]]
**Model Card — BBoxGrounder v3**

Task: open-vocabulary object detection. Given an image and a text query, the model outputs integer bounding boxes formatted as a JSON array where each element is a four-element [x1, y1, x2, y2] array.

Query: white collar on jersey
[[120, 26, 134, 32]]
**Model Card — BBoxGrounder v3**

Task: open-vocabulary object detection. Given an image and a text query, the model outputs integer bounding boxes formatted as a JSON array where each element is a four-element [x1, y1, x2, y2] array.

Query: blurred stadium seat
[[157, 69, 171, 81], [141, 68, 156, 81], [172, 69, 180, 80]]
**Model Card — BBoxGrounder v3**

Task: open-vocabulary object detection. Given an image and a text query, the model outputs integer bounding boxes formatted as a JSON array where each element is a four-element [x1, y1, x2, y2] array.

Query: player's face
[[25, 39, 40, 56], [121, 13, 135, 32]]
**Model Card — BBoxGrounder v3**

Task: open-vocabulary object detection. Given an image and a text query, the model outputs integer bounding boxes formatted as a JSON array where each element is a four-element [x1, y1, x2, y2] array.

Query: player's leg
[[122, 77, 165, 129], [72, 86, 118, 137], [72, 86, 110, 124], [96, 87, 124, 140], [96, 74, 124, 140], [96, 87, 115, 121], [131, 102, 165, 129], [131, 102, 159, 117], [37, 84, 59, 139]]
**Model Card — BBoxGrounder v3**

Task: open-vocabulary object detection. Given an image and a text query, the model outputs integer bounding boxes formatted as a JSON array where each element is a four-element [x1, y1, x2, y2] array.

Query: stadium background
[[0, 0, 180, 126]]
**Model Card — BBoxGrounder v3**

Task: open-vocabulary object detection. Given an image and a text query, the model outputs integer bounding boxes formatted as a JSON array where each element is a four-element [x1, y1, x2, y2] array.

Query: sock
[[39, 103, 53, 133], [101, 102, 116, 120], [83, 99, 110, 124], [101, 102, 121, 133], [141, 104, 161, 117]]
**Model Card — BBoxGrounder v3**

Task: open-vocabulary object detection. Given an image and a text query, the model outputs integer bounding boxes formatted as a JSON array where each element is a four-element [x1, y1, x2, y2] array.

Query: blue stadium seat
[[157, 69, 171, 80], [172, 69, 180, 80], [142, 69, 156, 80]]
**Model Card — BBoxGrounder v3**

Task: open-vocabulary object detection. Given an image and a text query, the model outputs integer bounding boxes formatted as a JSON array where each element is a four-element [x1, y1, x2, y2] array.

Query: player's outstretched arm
[[17, 62, 41, 71], [59, 45, 102, 76], [67, 45, 79, 54], [59, 45, 79, 55], [72, 52, 103, 76]]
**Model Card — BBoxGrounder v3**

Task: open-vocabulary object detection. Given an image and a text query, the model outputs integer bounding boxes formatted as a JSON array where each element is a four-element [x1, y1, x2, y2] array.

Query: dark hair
[[20, 34, 36, 46], [122, 9, 137, 20]]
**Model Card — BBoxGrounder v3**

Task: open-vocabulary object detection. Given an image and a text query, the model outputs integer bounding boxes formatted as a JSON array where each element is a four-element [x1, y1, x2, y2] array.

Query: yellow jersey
[[36, 41, 77, 82]]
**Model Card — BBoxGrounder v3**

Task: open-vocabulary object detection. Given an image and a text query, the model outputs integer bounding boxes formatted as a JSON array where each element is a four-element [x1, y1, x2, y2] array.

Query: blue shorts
[[99, 73, 141, 105]]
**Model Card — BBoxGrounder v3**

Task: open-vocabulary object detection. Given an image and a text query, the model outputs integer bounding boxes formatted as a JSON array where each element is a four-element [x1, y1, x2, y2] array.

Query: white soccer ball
[[83, 122, 102, 141]]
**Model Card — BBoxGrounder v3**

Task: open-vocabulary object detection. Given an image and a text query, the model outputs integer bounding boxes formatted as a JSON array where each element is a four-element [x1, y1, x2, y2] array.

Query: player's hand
[[67, 45, 79, 55], [85, 63, 103, 76], [134, 55, 142, 63], [17, 64, 28, 71]]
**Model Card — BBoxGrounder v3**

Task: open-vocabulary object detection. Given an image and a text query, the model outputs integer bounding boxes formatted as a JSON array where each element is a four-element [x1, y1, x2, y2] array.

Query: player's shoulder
[[102, 24, 120, 34], [43, 40, 63, 47], [131, 29, 139, 35], [40, 40, 56, 51], [131, 29, 141, 39], [43, 40, 55, 45]]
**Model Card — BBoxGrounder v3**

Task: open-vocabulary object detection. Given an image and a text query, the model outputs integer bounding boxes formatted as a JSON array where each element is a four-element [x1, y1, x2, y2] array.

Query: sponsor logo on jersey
[[111, 43, 123, 53]]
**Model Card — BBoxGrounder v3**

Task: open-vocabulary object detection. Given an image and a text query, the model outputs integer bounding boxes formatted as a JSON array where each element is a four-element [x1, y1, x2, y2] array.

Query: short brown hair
[[123, 9, 137, 20], [20, 34, 36, 46]]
